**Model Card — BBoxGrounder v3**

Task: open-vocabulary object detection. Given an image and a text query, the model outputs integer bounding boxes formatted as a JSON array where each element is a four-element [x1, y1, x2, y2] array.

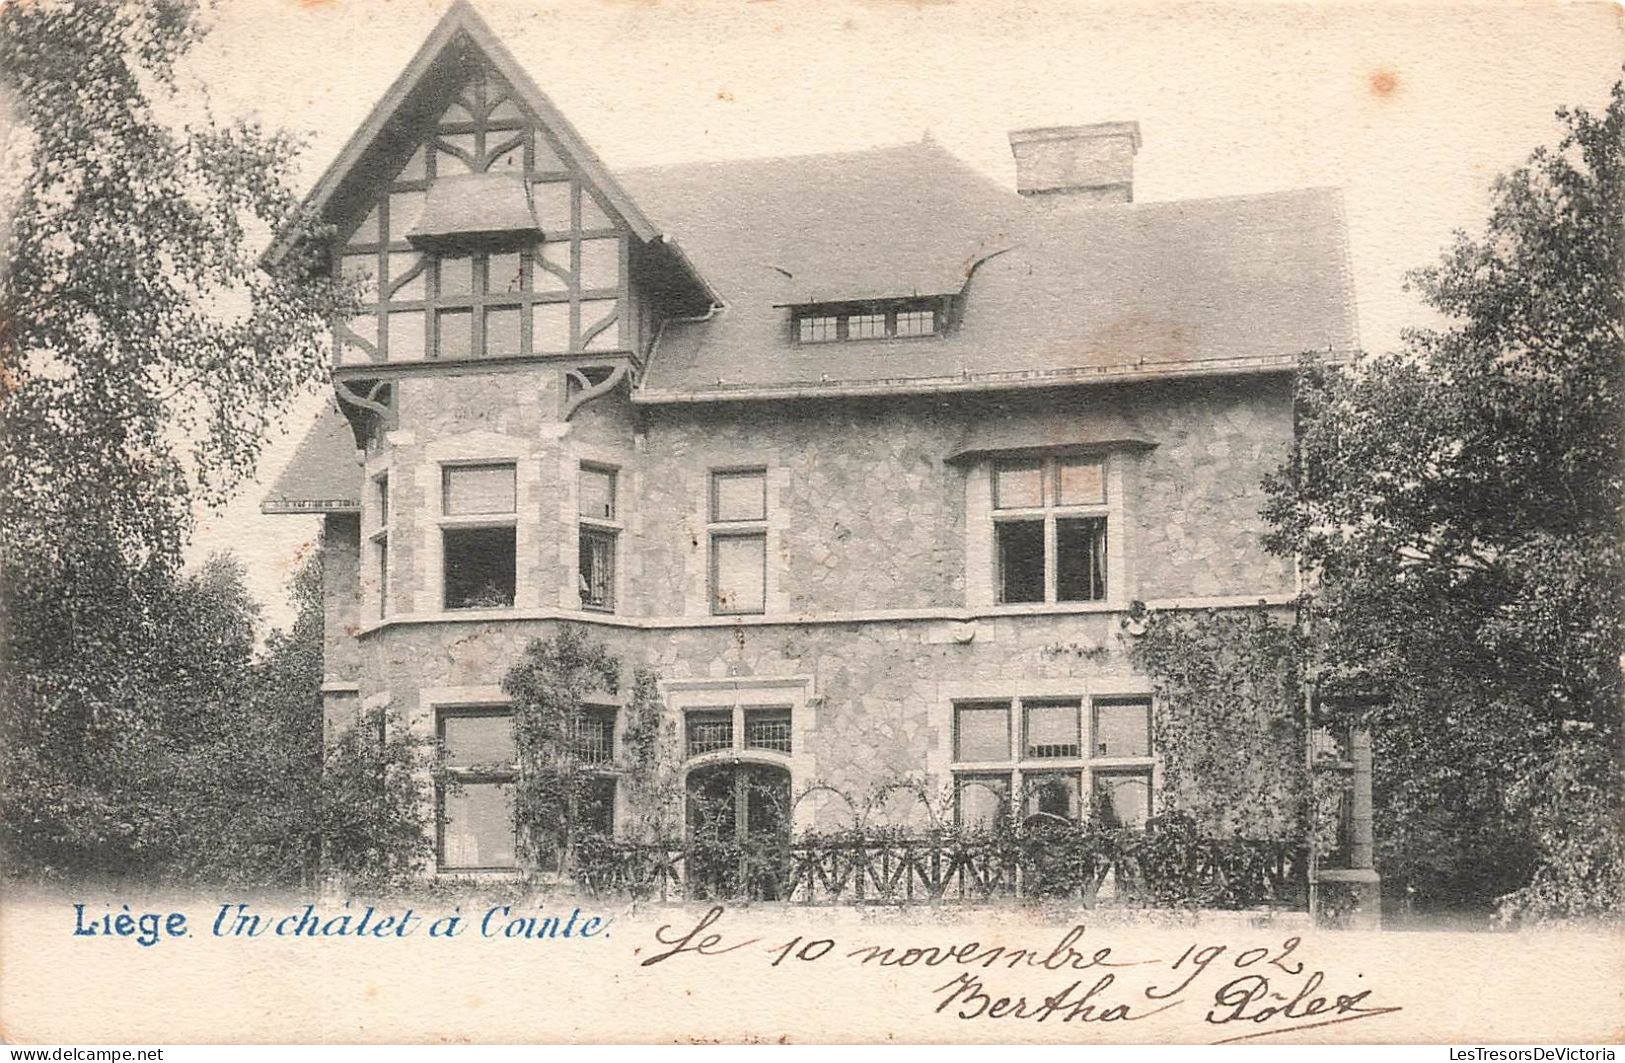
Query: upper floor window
[[993, 456, 1108, 604], [791, 298, 945, 344], [709, 468, 767, 615], [578, 464, 618, 612], [370, 473, 390, 620], [442, 462, 517, 610]]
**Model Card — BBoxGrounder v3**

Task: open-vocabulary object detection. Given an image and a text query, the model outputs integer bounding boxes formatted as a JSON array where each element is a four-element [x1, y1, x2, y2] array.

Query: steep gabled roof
[[266, 0, 667, 266], [624, 142, 1358, 400], [260, 404, 362, 515]]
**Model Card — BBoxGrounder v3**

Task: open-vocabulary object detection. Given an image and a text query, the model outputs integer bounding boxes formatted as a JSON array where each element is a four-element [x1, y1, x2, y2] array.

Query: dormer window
[[790, 298, 946, 344]]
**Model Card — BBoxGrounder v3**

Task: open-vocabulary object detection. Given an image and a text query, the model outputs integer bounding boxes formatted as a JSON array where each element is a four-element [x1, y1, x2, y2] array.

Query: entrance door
[[686, 763, 791, 898]]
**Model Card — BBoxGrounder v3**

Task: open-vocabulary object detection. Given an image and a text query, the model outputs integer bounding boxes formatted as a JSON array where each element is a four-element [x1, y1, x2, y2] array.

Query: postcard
[[1, 0, 1621, 1046]]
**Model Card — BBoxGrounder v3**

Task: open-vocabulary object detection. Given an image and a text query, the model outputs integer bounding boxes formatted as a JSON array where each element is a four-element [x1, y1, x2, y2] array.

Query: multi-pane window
[[578, 464, 618, 612], [993, 456, 1109, 604], [790, 299, 944, 344], [370, 473, 390, 620], [950, 696, 1154, 829], [575, 706, 617, 765], [332, 62, 625, 365], [441, 463, 517, 610], [798, 316, 838, 344], [744, 707, 793, 753], [438, 708, 517, 870], [576, 705, 618, 841], [709, 469, 767, 615], [684, 706, 793, 759], [686, 710, 735, 757], [525, 704, 620, 870]]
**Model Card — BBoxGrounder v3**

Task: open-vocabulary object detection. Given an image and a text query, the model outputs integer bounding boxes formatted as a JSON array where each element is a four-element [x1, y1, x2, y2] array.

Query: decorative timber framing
[[562, 363, 633, 421], [335, 378, 398, 449]]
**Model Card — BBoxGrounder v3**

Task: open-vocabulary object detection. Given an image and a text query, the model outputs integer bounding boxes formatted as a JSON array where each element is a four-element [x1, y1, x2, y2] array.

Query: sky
[[176, 0, 1624, 632]]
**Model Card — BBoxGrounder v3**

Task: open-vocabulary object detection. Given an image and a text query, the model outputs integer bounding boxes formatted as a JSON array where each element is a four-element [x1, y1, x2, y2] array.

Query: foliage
[[0, 540, 430, 887], [568, 813, 1304, 909], [499, 627, 670, 875], [315, 705, 435, 890], [0, 0, 343, 875], [1128, 607, 1310, 843], [1262, 82, 1625, 920]]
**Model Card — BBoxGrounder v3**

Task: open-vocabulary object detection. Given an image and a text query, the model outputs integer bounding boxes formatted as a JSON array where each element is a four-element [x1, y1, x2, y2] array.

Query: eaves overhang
[[631, 349, 1353, 406]]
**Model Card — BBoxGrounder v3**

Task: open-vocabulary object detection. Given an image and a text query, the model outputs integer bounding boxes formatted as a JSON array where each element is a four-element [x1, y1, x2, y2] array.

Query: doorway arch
[[685, 761, 792, 899]]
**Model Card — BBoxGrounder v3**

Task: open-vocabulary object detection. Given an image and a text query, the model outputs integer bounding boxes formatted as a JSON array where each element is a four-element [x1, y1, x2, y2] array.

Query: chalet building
[[263, 2, 1366, 888]]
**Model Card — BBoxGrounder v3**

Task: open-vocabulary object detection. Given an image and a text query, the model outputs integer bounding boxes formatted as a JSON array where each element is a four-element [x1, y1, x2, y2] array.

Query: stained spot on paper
[[1369, 69, 1399, 97]]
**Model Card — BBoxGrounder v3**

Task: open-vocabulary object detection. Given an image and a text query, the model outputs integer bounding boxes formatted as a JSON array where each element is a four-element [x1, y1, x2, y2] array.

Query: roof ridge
[[621, 137, 982, 178], [1064, 184, 1346, 214]]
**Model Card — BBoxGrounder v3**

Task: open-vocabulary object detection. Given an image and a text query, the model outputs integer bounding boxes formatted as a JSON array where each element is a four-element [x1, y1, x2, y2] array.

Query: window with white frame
[[437, 707, 517, 870], [441, 462, 517, 610], [370, 472, 390, 619], [709, 468, 767, 615], [950, 695, 1154, 829], [992, 456, 1109, 604], [578, 464, 618, 612]]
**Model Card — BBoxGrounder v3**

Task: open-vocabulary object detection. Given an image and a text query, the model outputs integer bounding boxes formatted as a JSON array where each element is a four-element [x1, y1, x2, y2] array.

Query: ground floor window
[[951, 695, 1154, 829], [437, 707, 517, 870]]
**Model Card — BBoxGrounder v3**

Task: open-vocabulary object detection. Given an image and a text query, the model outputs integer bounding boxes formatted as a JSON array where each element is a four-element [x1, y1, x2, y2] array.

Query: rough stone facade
[[319, 367, 1300, 844]]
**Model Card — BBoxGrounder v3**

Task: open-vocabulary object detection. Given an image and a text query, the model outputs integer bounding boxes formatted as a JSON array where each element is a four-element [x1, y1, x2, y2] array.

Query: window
[[1091, 698, 1153, 828], [709, 469, 767, 615], [798, 315, 838, 343], [686, 710, 734, 757], [744, 707, 793, 753], [438, 708, 517, 870], [571, 706, 615, 765], [950, 695, 1154, 829], [685, 705, 793, 759], [578, 464, 618, 612], [790, 298, 944, 344], [524, 704, 622, 870], [992, 456, 1108, 604], [442, 463, 517, 610], [575, 706, 618, 839], [370, 473, 390, 620]]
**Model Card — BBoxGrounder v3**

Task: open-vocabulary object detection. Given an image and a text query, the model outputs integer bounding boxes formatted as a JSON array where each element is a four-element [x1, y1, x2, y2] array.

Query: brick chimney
[[1008, 121, 1141, 205]]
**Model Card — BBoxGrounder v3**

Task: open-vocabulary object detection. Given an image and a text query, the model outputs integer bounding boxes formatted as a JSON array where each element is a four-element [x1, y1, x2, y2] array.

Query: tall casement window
[[438, 707, 518, 871], [441, 462, 517, 610], [950, 695, 1154, 829], [709, 468, 767, 615], [333, 63, 626, 364], [532, 704, 620, 871], [992, 456, 1109, 604], [577, 464, 618, 612], [370, 473, 390, 620]]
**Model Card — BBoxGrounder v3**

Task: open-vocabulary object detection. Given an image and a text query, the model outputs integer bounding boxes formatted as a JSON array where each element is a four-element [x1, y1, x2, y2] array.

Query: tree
[[0, 0, 343, 874], [1263, 81, 1624, 919]]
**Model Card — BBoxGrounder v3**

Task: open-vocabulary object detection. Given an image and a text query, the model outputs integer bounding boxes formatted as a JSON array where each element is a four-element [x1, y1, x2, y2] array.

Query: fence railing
[[572, 820, 1307, 909]]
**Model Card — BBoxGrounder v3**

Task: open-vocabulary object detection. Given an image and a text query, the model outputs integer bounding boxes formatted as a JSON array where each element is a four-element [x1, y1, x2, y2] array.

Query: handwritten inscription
[[640, 906, 1400, 1043]]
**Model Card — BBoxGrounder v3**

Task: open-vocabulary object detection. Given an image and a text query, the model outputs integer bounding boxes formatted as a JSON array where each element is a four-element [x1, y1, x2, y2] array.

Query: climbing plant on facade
[[499, 627, 673, 876], [1126, 606, 1312, 844]]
